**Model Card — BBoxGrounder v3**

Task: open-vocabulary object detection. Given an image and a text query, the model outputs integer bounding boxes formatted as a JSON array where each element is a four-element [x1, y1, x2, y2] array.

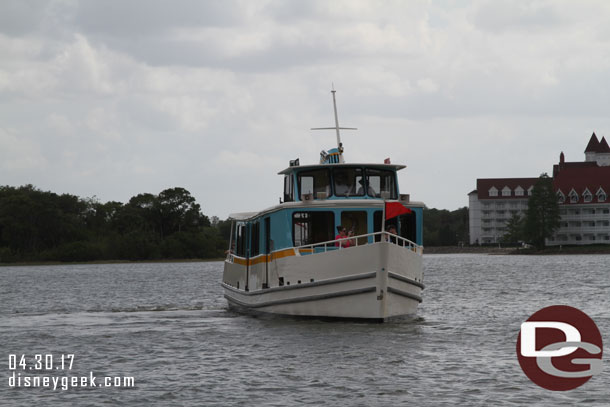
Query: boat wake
[[8, 303, 227, 317]]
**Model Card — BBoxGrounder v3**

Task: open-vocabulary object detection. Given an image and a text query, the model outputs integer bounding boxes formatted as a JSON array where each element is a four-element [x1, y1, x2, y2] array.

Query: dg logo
[[516, 305, 603, 391]]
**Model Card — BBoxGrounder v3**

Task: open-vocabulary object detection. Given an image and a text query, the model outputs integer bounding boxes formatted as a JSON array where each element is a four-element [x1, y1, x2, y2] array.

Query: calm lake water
[[1, 254, 608, 406]]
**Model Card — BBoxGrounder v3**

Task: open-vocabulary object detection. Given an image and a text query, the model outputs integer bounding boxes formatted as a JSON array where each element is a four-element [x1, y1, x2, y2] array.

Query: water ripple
[[1, 256, 609, 406]]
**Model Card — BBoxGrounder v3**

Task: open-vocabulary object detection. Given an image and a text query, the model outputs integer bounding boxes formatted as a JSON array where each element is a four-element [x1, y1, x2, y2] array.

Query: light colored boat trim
[[221, 271, 377, 296], [228, 199, 425, 222], [225, 286, 377, 309], [388, 271, 425, 289], [229, 200, 383, 221], [387, 287, 423, 303], [278, 162, 406, 175]]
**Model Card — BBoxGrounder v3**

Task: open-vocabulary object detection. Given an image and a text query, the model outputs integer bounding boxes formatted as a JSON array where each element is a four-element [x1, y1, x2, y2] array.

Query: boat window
[[298, 169, 331, 200], [398, 212, 417, 243], [365, 169, 397, 199], [292, 211, 334, 246], [340, 211, 367, 245], [235, 223, 247, 257], [283, 175, 294, 202], [333, 168, 364, 197], [250, 221, 260, 257]]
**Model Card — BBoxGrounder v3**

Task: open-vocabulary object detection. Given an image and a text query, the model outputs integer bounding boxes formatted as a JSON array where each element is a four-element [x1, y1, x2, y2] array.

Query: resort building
[[469, 132, 610, 245], [468, 178, 538, 244], [549, 134, 610, 245]]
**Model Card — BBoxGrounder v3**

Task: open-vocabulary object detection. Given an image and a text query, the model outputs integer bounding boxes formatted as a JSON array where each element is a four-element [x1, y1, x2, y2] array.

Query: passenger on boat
[[335, 226, 354, 248], [384, 224, 397, 243], [357, 178, 376, 196]]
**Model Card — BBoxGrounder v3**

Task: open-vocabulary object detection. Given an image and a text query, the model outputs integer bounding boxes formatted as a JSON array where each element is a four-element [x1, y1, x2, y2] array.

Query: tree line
[[0, 175, 559, 262], [0, 185, 231, 262], [423, 207, 469, 246]]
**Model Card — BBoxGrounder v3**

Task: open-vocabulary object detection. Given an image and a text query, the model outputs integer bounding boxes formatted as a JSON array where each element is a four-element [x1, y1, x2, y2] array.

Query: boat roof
[[278, 162, 406, 175], [228, 211, 260, 221]]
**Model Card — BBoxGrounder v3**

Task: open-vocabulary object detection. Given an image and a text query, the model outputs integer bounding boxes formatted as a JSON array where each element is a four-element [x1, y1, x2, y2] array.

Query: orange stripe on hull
[[232, 248, 295, 266]]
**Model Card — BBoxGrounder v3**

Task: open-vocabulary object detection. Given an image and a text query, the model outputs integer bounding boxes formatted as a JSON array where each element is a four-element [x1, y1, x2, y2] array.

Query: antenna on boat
[[311, 85, 357, 163]]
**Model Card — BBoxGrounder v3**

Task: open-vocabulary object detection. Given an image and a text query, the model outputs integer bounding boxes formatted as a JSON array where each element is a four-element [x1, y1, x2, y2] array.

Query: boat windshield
[[293, 166, 398, 200], [365, 168, 396, 199], [333, 168, 364, 197], [298, 169, 331, 200]]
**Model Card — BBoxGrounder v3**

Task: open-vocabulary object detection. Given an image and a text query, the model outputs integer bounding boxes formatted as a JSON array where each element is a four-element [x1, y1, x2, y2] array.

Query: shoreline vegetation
[[1, 185, 609, 265], [0, 185, 231, 264], [0, 258, 226, 267]]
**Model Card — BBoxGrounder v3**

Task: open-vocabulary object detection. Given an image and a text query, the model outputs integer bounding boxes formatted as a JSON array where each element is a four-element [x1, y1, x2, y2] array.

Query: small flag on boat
[[384, 157, 391, 164], [385, 201, 412, 220]]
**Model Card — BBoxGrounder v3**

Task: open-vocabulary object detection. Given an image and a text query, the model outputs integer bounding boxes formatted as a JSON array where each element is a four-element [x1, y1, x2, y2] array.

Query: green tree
[[423, 207, 469, 246], [502, 212, 524, 243], [157, 187, 210, 238], [0, 184, 241, 262], [524, 173, 560, 249], [0, 185, 87, 257], [215, 218, 233, 248]]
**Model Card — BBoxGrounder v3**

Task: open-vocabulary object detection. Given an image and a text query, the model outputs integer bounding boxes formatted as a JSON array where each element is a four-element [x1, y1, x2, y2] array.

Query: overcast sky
[[2, 0, 610, 218]]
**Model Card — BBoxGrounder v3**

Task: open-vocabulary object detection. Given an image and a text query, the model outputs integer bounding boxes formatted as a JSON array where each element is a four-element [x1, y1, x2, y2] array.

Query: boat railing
[[225, 231, 422, 263], [295, 231, 423, 256]]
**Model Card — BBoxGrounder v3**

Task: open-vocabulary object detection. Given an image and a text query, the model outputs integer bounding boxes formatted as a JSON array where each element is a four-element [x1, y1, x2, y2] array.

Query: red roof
[[554, 164, 610, 204], [553, 160, 598, 177], [584, 133, 600, 153], [584, 132, 610, 153], [599, 136, 610, 153], [476, 178, 539, 200]]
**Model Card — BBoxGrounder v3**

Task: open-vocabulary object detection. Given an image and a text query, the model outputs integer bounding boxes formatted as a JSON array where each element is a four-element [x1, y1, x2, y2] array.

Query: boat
[[221, 90, 425, 321]]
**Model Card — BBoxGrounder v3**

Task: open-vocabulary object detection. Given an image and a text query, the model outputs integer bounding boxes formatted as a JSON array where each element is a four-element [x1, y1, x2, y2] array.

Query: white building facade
[[469, 133, 610, 246], [468, 178, 537, 244]]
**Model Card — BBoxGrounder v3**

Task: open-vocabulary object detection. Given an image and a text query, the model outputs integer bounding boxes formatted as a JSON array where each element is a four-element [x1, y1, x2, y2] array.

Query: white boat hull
[[222, 241, 424, 321]]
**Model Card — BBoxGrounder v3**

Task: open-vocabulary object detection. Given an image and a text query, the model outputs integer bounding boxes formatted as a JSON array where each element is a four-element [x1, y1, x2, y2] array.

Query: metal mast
[[311, 86, 357, 163]]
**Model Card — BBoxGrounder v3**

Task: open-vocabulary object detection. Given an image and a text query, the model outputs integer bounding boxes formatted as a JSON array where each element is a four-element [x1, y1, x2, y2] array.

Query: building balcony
[[557, 225, 610, 234], [560, 215, 610, 223]]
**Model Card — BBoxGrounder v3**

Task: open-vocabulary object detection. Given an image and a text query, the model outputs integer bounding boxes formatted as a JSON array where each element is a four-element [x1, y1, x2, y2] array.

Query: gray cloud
[[73, 0, 245, 35], [0, 0, 49, 36], [472, 0, 562, 34], [3, 0, 610, 217]]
